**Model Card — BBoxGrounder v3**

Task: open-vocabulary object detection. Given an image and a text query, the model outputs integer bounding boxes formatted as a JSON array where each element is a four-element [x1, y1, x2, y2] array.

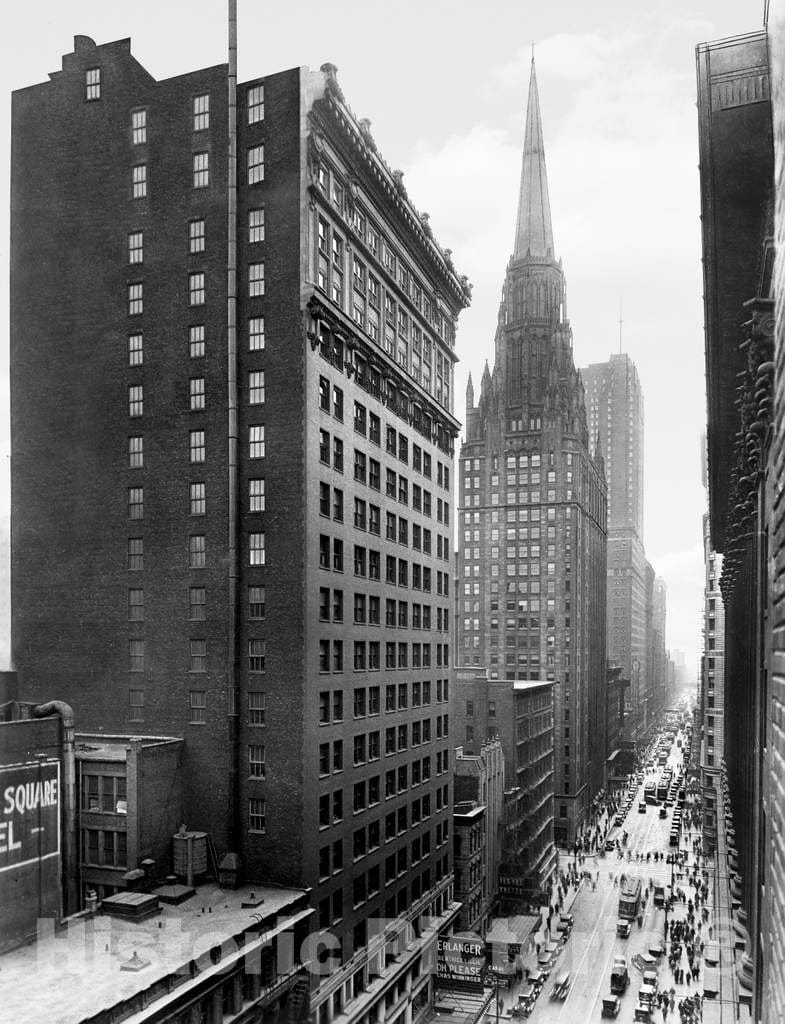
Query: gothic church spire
[[513, 57, 554, 260]]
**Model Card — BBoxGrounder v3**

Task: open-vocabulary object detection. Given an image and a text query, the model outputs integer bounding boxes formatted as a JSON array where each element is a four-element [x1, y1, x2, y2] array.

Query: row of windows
[[127, 374, 264, 425], [126, 532, 265, 570], [126, 145, 265, 201], [317, 640, 449, 673], [127, 687, 267, 724], [126, 210, 264, 265], [318, 536, 449, 595], [127, 637, 266, 675], [127, 318, 265, 368], [127, 264, 265, 315], [318, 589, 447, 631], [126, 584, 262, 619], [319, 721, 448, 773], [318, 679, 449, 724], [318, 781, 450, 830], [127, 414, 266, 465]]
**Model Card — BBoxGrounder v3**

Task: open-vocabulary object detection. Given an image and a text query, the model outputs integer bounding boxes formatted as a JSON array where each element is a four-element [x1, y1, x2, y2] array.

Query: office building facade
[[11, 34, 470, 995], [581, 354, 649, 741]]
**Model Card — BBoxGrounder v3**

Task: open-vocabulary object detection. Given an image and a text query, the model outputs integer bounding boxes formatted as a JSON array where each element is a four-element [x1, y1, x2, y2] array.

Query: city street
[[522, 734, 692, 1024]]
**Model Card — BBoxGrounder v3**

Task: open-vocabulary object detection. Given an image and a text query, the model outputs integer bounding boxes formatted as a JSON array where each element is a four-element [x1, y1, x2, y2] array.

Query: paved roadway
[[527, 732, 686, 1024]]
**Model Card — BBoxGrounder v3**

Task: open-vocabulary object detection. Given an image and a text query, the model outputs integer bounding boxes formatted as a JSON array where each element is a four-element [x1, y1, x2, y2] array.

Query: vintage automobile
[[602, 995, 621, 1018], [551, 970, 571, 1000], [516, 984, 536, 1017], [610, 956, 629, 994], [616, 918, 632, 938]]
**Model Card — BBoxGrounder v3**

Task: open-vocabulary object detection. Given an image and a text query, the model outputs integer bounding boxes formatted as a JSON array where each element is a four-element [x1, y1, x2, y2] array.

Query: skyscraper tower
[[581, 354, 647, 738], [457, 60, 607, 844]]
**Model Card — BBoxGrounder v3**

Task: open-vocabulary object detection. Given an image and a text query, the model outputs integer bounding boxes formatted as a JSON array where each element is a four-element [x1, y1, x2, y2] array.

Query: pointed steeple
[[513, 57, 554, 261]]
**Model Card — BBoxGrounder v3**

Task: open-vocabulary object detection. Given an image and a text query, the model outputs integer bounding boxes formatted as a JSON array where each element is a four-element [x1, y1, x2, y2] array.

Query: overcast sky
[[0, 0, 763, 672]]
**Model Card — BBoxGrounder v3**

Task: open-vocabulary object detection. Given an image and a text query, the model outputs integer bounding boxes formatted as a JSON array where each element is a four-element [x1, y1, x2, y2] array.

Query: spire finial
[[513, 58, 554, 261], [618, 296, 623, 355]]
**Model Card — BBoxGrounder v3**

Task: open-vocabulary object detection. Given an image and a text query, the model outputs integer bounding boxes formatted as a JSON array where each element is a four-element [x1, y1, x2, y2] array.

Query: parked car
[[617, 918, 632, 938]]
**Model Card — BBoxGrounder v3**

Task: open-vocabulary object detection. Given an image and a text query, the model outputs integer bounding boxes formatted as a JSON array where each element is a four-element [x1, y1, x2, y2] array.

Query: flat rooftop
[[75, 732, 182, 761], [0, 882, 309, 1024]]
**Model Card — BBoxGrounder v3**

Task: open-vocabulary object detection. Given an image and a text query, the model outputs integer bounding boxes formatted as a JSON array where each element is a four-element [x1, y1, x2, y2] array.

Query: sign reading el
[[0, 761, 61, 873]]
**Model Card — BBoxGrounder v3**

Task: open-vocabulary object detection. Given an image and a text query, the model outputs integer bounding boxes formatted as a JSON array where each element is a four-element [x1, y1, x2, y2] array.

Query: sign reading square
[[0, 760, 61, 873]]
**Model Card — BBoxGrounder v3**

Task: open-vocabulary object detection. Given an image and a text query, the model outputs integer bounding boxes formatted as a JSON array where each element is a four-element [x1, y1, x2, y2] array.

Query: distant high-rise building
[[457, 59, 607, 845], [581, 354, 648, 741], [10, 33, 470, 1021]]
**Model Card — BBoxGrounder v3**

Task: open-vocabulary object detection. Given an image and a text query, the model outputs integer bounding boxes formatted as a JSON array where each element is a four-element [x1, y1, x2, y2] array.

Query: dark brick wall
[[11, 37, 233, 850], [236, 66, 308, 887]]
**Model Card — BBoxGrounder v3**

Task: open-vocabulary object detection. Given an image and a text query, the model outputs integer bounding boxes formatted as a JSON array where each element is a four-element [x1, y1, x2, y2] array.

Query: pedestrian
[[685, 970, 691, 986]]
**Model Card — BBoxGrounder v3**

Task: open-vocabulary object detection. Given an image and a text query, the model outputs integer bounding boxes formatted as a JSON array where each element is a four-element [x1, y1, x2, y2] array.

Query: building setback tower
[[10, 33, 471, 998], [581, 354, 649, 740], [457, 60, 607, 845]]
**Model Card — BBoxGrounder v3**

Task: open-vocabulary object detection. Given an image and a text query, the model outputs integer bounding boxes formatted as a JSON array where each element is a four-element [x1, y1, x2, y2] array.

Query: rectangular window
[[249, 797, 266, 833], [128, 231, 143, 264], [248, 262, 265, 296], [190, 378, 205, 411], [249, 478, 265, 512], [189, 219, 205, 253], [193, 93, 210, 131], [128, 283, 143, 316], [128, 688, 144, 721], [248, 585, 266, 619], [128, 435, 143, 468], [189, 586, 206, 620], [189, 272, 205, 305], [248, 84, 264, 124], [189, 534, 206, 568], [249, 425, 266, 458], [128, 333, 143, 366], [249, 207, 265, 242], [128, 486, 143, 520], [128, 588, 144, 621], [132, 164, 147, 198], [131, 108, 146, 144], [193, 152, 209, 187], [190, 429, 205, 463], [249, 317, 265, 351], [86, 68, 101, 100], [249, 744, 266, 778], [248, 691, 266, 725], [127, 538, 143, 571], [129, 638, 144, 672], [249, 639, 266, 672], [189, 639, 207, 673], [249, 532, 266, 565], [248, 145, 265, 183], [190, 482, 206, 516], [189, 324, 205, 358], [249, 370, 265, 404]]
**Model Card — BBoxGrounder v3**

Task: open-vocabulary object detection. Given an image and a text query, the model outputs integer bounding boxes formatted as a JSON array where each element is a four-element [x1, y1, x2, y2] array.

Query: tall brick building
[[581, 354, 649, 741], [10, 32, 470, 988], [456, 59, 607, 845]]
